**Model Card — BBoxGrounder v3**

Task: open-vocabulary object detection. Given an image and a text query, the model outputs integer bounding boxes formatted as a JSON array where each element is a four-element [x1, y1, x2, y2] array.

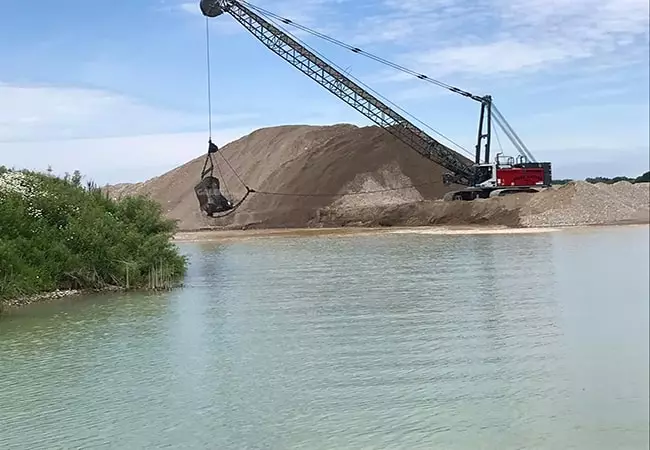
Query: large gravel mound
[[106, 124, 649, 230], [519, 181, 649, 227], [106, 124, 468, 230]]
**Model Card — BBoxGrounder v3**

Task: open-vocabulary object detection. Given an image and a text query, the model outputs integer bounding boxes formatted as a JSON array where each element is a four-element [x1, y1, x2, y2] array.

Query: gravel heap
[[520, 181, 649, 227], [601, 181, 650, 209], [105, 123, 648, 230], [105, 124, 466, 230]]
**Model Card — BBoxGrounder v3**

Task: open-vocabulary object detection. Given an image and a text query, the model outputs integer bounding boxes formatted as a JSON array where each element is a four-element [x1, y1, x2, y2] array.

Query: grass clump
[[0, 167, 187, 302]]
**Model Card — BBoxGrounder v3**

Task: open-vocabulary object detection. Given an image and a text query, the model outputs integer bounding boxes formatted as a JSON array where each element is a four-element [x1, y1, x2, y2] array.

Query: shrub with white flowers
[[0, 167, 187, 304], [0, 170, 36, 198]]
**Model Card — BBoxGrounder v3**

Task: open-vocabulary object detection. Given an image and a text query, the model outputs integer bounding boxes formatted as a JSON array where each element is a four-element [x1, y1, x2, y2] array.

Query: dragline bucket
[[200, 0, 226, 17]]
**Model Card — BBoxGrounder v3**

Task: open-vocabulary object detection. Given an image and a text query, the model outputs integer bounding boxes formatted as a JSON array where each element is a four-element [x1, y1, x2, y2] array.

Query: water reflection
[[0, 226, 648, 449]]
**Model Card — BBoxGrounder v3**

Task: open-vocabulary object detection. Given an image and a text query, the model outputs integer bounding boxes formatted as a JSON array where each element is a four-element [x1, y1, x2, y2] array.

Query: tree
[[71, 170, 83, 187], [635, 171, 650, 183]]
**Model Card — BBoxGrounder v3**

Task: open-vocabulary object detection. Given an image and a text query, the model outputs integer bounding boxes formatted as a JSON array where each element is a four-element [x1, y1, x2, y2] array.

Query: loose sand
[[107, 124, 650, 231], [173, 225, 565, 244]]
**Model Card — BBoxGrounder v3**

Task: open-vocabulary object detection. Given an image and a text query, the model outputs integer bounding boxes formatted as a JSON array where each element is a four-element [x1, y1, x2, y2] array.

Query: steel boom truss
[[200, 0, 474, 185]]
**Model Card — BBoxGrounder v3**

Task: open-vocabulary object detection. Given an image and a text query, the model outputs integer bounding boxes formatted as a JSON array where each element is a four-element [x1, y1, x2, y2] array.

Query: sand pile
[[329, 161, 425, 209], [106, 124, 467, 230], [106, 123, 649, 230], [320, 180, 649, 228], [519, 181, 649, 227]]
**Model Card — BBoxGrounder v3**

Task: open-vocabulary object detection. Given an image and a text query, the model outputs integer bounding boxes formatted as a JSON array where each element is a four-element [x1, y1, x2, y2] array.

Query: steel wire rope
[[214, 154, 231, 199], [492, 104, 537, 162], [201, 3, 456, 201], [493, 120, 504, 155], [241, 1, 539, 162], [202, 16, 253, 218], [239, 1, 479, 99], [205, 18, 213, 139], [252, 8, 474, 158]]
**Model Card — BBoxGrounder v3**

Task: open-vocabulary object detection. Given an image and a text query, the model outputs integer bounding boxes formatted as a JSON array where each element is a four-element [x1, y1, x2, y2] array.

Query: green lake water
[[1, 225, 648, 449]]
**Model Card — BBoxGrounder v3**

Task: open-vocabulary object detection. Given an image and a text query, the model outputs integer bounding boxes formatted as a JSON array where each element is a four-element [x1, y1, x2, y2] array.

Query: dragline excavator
[[198, 0, 553, 201]]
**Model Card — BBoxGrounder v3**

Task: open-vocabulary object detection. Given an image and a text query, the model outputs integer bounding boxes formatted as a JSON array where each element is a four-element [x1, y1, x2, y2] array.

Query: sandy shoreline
[[173, 227, 388, 242], [172, 222, 649, 243], [172, 225, 558, 242]]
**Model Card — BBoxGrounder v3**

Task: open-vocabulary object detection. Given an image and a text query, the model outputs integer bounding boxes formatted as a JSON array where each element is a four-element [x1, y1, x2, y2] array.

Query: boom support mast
[[200, 0, 474, 185]]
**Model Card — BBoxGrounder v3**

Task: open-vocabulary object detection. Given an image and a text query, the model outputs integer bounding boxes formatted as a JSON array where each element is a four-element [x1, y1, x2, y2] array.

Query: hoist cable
[[492, 105, 537, 162], [239, 0, 482, 101], [214, 156, 231, 199], [201, 17, 252, 218], [493, 121, 504, 156], [259, 12, 473, 158], [240, 1, 538, 161], [216, 150, 248, 188], [205, 18, 213, 139], [199, 1, 478, 212]]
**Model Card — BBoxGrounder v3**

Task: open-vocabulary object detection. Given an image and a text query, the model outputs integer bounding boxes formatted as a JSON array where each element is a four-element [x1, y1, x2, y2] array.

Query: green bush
[[0, 168, 187, 301]]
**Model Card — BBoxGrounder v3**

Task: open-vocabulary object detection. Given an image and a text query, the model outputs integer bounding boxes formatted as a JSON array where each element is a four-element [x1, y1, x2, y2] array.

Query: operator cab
[[474, 152, 528, 188], [473, 163, 497, 188], [496, 155, 510, 166]]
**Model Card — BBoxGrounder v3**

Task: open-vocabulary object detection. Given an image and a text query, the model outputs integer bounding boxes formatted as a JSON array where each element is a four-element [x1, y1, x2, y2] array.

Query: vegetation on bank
[[552, 171, 650, 185], [0, 167, 187, 304]]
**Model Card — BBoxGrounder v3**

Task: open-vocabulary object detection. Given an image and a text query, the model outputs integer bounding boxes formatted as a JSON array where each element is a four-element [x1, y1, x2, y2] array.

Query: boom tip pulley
[[200, 0, 227, 17]]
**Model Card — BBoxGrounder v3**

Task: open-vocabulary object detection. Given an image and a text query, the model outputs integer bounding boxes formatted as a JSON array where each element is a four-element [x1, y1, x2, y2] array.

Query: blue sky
[[0, 0, 648, 185]]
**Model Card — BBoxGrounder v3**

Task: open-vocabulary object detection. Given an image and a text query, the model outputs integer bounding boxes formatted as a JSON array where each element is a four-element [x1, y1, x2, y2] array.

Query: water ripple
[[1, 226, 648, 449]]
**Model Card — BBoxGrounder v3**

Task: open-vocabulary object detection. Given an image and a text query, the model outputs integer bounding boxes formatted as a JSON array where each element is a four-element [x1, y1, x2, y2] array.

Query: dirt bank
[[519, 180, 649, 227], [173, 225, 566, 244], [318, 194, 527, 228], [107, 124, 649, 230]]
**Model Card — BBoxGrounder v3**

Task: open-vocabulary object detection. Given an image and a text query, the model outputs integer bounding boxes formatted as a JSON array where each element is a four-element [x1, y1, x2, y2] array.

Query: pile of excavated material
[[106, 124, 650, 230], [106, 124, 469, 230], [519, 180, 649, 227], [318, 180, 649, 228]]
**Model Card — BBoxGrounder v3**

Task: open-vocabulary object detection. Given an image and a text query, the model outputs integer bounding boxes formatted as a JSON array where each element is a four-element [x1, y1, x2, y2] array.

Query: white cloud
[[175, 0, 650, 73], [0, 129, 256, 185], [411, 41, 579, 78], [179, 2, 201, 15], [184, 0, 648, 97], [344, 0, 649, 79], [0, 79, 360, 184], [3, 1, 647, 184], [156, 0, 203, 16], [0, 81, 264, 184], [0, 82, 256, 142]]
